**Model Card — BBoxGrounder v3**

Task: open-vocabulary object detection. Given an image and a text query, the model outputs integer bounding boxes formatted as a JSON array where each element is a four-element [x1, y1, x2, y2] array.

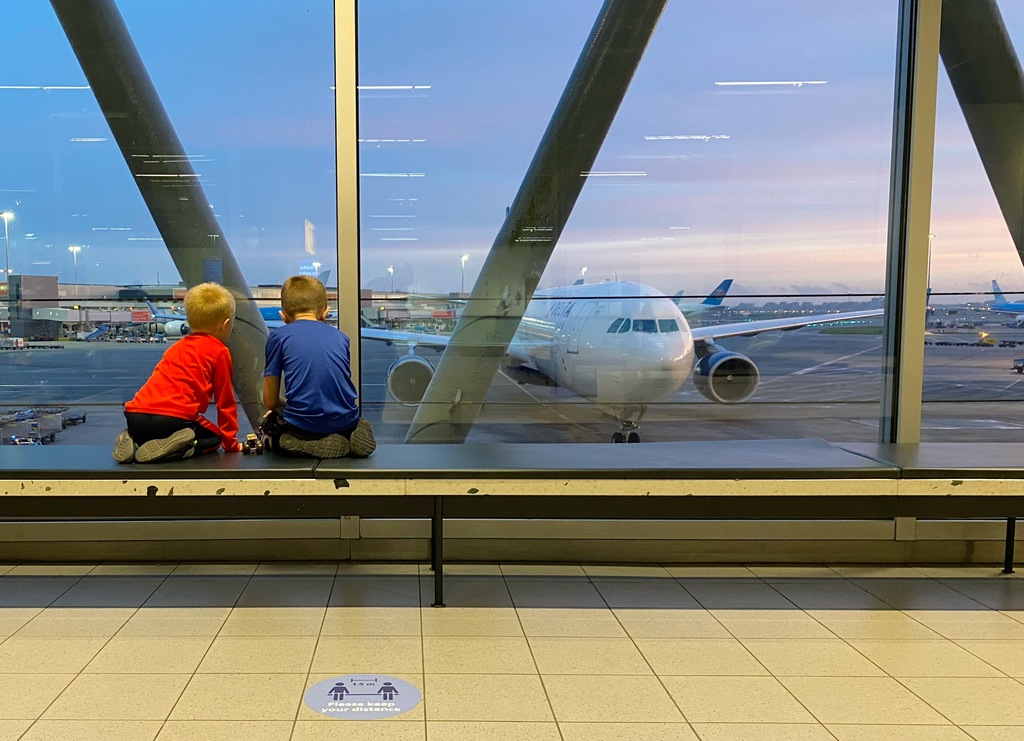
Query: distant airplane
[[143, 301, 189, 337], [989, 280, 1024, 326], [672, 279, 733, 315], [148, 271, 334, 334], [363, 280, 881, 442]]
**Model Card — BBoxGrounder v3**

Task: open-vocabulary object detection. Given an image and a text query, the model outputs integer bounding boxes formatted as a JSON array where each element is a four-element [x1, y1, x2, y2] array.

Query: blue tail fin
[[993, 279, 1008, 303], [701, 279, 733, 306]]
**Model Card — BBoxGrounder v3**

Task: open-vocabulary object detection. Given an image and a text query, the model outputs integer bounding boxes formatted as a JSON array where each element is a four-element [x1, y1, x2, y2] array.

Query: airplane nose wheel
[[611, 424, 641, 443]]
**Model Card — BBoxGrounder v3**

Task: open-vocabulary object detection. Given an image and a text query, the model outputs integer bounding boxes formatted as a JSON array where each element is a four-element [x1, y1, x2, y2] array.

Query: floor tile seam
[[999, 610, 1024, 627], [8, 568, 91, 640], [888, 674, 964, 726], [71, 569, 179, 677], [904, 638, 1015, 679], [292, 562, 349, 730], [497, 568, 559, 736], [418, 563, 429, 736], [157, 565, 259, 737], [933, 577, 1019, 612], [597, 571, 697, 733]]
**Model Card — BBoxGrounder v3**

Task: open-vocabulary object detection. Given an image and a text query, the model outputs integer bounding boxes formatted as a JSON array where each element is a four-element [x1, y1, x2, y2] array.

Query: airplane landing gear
[[611, 422, 641, 443]]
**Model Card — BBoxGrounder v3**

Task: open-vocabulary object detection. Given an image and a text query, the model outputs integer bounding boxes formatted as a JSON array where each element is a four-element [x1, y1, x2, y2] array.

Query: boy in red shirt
[[113, 282, 243, 463]]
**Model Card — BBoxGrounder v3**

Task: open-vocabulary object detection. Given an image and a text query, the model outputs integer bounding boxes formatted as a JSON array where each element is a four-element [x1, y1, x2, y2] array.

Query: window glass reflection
[[358, 0, 897, 444], [0, 1, 334, 448], [923, 0, 1024, 442]]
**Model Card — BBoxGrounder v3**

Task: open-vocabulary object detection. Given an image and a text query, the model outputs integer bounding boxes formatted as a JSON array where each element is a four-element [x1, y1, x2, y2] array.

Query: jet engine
[[386, 354, 434, 405], [163, 320, 190, 337], [692, 350, 759, 403]]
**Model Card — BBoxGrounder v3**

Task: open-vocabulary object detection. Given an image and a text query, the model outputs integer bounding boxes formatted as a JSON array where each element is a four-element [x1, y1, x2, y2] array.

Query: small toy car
[[241, 433, 264, 454]]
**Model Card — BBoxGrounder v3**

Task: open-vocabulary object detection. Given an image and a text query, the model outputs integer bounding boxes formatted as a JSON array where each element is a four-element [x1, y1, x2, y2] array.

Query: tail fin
[[701, 279, 733, 306], [993, 279, 1008, 303], [317, 270, 332, 286], [672, 290, 685, 307]]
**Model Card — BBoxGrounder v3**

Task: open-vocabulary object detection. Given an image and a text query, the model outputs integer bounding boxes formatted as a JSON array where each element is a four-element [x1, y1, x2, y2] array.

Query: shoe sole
[[279, 432, 349, 459], [112, 429, 135, 464], [348, 419, 377, 458], [135, 428, 196, 463]]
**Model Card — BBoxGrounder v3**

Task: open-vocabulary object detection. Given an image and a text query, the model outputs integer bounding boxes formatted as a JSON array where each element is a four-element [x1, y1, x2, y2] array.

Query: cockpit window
[[658, 319, 680, 333], [617, 319, 631, 333], [632, 319, 657, 333], [607, 318, 624, 333]]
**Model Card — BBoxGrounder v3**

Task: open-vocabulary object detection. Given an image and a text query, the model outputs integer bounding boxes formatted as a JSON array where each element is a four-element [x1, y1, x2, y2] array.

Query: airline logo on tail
[[672, 279, 733, 314]]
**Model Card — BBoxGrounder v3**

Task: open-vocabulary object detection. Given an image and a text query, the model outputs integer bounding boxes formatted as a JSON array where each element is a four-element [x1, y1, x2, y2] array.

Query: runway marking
[[786, 344, 882, 378], [497, 369, 603, 438]]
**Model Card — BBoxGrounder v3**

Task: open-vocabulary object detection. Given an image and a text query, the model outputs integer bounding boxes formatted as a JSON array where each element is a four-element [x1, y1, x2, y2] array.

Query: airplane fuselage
[[506, 281, 695, 420]]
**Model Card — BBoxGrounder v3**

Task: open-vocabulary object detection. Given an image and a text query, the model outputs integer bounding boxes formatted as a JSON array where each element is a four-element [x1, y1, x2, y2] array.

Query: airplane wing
[[691, 308, 883, 343], [361, 327, 450, 349]]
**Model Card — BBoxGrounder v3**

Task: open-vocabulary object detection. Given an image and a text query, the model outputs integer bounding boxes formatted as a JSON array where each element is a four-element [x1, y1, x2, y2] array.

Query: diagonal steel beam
[[50, 0, 267, 429], [406, 0, 668, 443], [940, 0, 1024, 265]]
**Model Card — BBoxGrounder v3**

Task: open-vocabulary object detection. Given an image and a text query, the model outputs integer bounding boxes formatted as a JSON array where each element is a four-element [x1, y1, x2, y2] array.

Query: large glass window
[[358, 0, 898, 443], [923, 0, 1024, 442], [0, 1, 335, 447]]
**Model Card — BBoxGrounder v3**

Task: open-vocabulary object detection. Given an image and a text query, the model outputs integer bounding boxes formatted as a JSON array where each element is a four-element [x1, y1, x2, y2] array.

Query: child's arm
[[263, 376, 283, 412], [212, 349, 242, 453]]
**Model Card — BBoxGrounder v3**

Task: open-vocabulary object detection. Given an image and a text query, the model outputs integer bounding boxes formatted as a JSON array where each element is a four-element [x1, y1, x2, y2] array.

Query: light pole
[[312, 260, 321, 278], [580, 266, 588, 283], [460, 254, 469, 294], [1, 211, 13, 281], [68, 245, 82, 295], [387, 265, 394, 293]]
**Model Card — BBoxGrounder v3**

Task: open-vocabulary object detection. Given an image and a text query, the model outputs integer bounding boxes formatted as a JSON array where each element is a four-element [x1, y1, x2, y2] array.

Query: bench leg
[[1004, 517, 1016, 574], [431, 495, 445, 607]]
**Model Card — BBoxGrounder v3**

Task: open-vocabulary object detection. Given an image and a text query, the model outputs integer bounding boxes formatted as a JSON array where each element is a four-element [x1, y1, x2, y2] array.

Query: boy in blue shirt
[[262, 275, 375, 458]]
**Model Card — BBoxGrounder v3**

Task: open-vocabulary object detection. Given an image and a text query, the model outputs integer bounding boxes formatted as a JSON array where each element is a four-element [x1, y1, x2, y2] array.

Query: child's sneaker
[[348, 418, 377, 458], [279, 432, 349, 459], [135, 428, 196, 463], [112, 429, 137, 464]]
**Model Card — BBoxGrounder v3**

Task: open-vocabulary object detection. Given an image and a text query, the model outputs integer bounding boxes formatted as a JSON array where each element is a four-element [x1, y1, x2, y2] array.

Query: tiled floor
[[1, 562, 1024, 740]]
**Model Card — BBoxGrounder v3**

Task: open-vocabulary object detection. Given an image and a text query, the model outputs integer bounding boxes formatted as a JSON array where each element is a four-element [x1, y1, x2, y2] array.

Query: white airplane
[[363, 280, 882, 442]]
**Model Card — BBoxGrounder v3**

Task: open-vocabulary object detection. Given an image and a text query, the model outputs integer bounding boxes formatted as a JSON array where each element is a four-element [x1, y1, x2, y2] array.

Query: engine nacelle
[[163, 320, 190, 337], [386, 354, 434, 405], [693, 350, 759, 403]]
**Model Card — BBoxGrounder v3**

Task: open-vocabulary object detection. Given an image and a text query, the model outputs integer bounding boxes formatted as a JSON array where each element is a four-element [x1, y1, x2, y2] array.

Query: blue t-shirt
[[264, 320, 360, 434]]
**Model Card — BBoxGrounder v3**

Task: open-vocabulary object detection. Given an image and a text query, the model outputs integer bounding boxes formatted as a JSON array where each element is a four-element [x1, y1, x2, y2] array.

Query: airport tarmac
[[2, 326, 1024, 448]]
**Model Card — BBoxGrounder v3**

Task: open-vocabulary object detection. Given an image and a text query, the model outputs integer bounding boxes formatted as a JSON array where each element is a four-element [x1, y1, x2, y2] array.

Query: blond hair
[[281, 275, 327, 317], [184, 282, 235, 332]]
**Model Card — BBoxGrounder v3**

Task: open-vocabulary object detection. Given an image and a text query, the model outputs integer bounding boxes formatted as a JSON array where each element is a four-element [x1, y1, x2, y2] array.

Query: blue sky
[[1, 1, 1022, 300]]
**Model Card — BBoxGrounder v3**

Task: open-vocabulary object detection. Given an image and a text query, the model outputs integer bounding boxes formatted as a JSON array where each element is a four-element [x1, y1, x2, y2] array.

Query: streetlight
[[312, 261, 321, 278], [460, 254, 469, 294], [580, 266, 588, 283], [68, 245, 82, 295], [387, 264, 394, 293], [1, 211, 13, 280]]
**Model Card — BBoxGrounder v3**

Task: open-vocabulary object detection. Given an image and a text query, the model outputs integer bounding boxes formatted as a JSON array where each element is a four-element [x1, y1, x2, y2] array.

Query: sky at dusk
[[1, 1, 1022, 301]]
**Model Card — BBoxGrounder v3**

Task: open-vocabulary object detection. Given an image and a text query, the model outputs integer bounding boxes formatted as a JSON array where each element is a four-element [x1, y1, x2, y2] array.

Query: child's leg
[[126, 412, 197, 463], [192, 417, 224, 456]]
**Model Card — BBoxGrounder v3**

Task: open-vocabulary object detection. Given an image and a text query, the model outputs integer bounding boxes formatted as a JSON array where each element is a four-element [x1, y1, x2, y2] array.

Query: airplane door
[[566, 302, 598, 354]]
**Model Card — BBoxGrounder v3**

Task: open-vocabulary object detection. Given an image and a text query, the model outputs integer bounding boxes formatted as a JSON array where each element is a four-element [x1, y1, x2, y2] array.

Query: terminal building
[[1, 0, 1024, 737]]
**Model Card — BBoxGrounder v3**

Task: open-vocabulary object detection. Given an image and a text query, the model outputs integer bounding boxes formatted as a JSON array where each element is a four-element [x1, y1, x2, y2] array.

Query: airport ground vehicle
[[1014, 358, 1024, 374]]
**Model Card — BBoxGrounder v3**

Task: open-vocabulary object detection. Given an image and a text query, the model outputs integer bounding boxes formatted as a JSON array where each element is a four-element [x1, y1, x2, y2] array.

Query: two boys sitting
[[114, 277, 375, 464]]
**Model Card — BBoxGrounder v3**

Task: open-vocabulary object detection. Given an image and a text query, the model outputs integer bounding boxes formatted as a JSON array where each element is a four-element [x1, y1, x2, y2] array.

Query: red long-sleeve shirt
[[125, 333, 241, 452]]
